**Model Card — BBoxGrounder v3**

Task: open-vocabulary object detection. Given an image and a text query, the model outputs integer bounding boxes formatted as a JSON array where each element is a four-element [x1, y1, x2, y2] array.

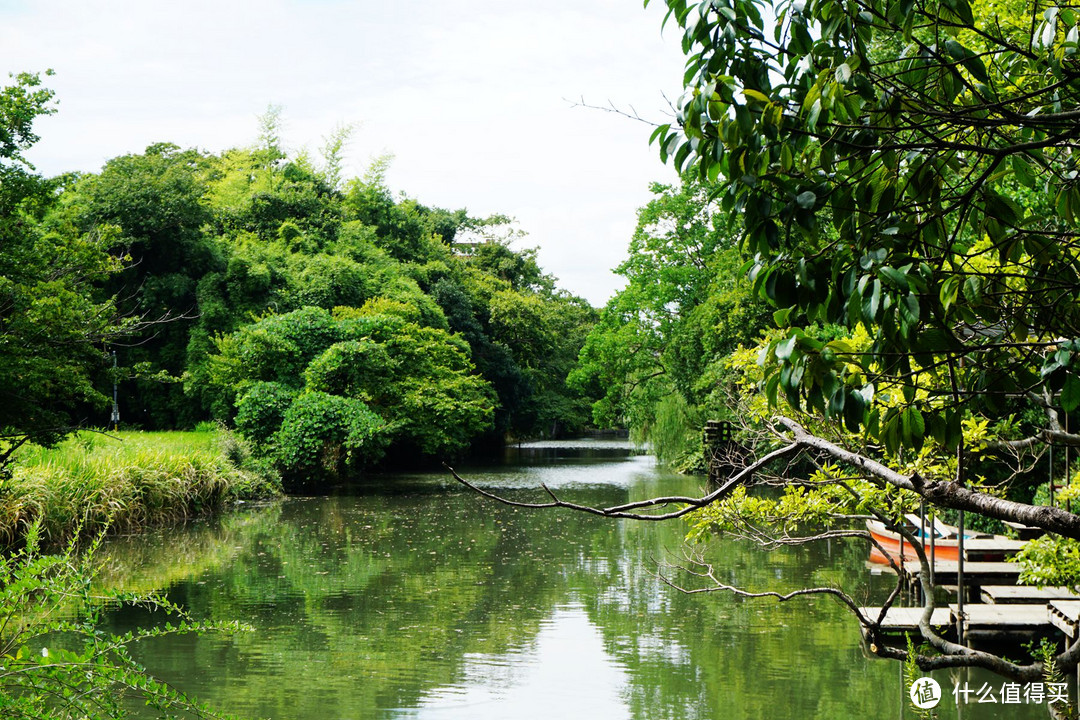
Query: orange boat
[[865, 517, 1022, 564]]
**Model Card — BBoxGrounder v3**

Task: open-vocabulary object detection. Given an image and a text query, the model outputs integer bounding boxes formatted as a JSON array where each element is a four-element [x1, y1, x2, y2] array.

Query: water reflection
[[96, 443, 1048, 719]]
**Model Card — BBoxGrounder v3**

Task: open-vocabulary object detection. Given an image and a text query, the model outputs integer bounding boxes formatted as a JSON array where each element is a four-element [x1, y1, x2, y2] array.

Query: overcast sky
[[0, 0, 687, 305]]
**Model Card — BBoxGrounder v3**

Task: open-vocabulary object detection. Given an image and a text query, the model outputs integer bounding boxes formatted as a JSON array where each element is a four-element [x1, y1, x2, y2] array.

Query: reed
[[2, 427, 281, 547]]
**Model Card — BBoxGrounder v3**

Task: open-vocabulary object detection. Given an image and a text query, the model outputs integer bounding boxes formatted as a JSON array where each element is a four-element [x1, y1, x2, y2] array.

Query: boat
[[866, 515, 1025, 564]]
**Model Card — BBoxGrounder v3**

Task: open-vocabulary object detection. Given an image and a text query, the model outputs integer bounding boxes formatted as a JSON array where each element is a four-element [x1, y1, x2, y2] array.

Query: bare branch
[[445, 440, 801, 521]]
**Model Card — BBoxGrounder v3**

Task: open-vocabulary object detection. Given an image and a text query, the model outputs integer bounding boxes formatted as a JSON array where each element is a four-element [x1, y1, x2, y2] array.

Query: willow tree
[[456, 0, 1080, 685]]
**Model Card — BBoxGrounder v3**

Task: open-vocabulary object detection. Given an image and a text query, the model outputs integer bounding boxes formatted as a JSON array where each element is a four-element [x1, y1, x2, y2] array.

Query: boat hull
[[866, 520, 1022, 564], [868, 527, 959, 564]]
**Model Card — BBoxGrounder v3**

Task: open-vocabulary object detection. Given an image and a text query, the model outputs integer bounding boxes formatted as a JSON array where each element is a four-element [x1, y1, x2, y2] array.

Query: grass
[[1, 426, 281, 547]]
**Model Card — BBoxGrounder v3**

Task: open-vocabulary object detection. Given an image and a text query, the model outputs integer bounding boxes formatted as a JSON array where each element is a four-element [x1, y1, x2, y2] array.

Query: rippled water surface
[[97, 441, 1047, 719]]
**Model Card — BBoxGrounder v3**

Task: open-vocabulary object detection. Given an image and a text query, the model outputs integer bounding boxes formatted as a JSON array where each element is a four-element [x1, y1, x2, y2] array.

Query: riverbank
[[3, 427, 281, 547]]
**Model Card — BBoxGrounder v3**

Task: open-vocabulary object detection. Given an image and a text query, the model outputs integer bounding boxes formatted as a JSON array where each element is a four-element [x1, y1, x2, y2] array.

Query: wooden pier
[[953, 603, 1052, 637], [860, 603, 1060, 640], [859, 606, 952, 637], [1049, 601, 1080, 638], [981, 585, 1080, 604], [902, 560, 1022, 588]]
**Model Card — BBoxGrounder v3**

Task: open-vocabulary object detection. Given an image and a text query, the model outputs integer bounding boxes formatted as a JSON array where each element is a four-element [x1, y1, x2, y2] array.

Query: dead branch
[[445, 440, 801, 521]]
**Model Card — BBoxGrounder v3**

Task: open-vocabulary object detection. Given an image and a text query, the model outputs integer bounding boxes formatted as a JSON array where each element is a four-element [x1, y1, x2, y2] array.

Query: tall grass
[[2, 427, 281, 547]]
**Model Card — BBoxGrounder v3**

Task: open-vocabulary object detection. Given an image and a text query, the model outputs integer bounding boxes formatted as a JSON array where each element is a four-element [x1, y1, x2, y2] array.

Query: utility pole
[[110, 350, 119, 432]]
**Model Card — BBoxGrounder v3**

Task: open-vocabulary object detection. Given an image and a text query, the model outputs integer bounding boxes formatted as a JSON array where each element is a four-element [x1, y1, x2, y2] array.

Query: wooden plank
[[952, 603, 1050, 630], [1049, 601, 1080, 638], [1002, 520, 1045, 540], [981, 585, 1080, 604], [903, 560, 1022, 585], [961, 537, 1027, 561], [859, 606, 952, 635]]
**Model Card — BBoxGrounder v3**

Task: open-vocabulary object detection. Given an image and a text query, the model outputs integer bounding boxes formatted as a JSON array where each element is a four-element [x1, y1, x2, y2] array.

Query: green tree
[[570, 177, 768, 461], [202, 306, 495, 481], [0, 72, 135, 470], [64, 142, 215, 428], [467, 0, 1080, 686], [640, 0, 1080, 682]]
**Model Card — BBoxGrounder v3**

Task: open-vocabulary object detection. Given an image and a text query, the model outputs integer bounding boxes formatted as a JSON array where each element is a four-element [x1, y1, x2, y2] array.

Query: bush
[[235, 381, 297, 443], [0, 523, 243, 718], [271, 391, 387, 478]]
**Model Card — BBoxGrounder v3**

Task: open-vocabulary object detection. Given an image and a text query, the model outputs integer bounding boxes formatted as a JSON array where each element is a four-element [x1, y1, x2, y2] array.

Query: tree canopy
[[0, 74, 599, 485], [0, 72, 134, 470], [640, 0, 1080, 682], [460, 0, 1080, 688]]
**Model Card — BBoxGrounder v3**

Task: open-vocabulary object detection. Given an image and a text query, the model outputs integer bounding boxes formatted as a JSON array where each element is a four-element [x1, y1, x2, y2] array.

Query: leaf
[[796, 190, 817, 208], [902, 406, 926, 450], [879, 266, 909, 290], [1062, 375, 1080, 411], [743, 88, 771, 104], [775, 334, 797, 361], [1011, 155, 1037, 187]]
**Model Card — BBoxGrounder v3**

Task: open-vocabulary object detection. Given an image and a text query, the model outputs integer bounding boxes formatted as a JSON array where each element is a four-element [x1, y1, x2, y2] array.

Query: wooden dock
[[860, 603, 1056, 640], [952, 604, 1051, 633], [981, 585, 1080, 604], [902, 560, 1021, 587], [863, 524, 1079, 644], [1049, 601, 1080, 638], [858, 606, 952, 636], [960, 537, 1027, 561]]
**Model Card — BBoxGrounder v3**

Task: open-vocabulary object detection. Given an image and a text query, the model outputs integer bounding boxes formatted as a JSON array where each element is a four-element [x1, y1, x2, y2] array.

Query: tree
[[460, 0, 1080, 688], [0, 72, 135, 471], [570, 177, 769, 464], [202, 306, 495, 482], [65, 143, 215, 428]]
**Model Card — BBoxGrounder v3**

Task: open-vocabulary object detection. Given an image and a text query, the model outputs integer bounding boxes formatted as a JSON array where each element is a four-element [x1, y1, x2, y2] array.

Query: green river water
[[96, 441, 1053, 719]]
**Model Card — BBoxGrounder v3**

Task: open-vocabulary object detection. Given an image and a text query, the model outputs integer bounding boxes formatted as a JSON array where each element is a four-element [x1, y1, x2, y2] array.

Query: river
[[95, 440, 1049, 719]]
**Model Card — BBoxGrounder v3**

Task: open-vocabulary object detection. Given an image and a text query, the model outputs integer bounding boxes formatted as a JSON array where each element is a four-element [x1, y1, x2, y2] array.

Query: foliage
[[0, 72, 136, 470], [559, 0, 1080, 683], [1013, 534, 1080, 590], [570, 175, 769, 457], [0, 523, 245, 718], [270, 391, 387, 477], [203, 306, 496, 480], [649, 0, 1080, 452], [3, 77, 596, 481]]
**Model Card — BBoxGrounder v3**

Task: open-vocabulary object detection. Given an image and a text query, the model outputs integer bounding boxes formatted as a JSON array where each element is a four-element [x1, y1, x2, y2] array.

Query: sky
[[0, 0, 688, 306]]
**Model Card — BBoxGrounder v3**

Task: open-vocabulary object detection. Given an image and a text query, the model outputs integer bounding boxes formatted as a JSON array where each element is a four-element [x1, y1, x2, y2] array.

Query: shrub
[[271, 391, 387, 478], [0, 523, 243, 718]]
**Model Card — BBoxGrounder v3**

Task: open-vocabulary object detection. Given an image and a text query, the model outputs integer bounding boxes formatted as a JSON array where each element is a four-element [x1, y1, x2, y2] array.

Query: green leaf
[[1011, 155, 1037, 187], [902, 406, 925, 450], [743, 88, 771, 104], [775, 335, 797, 361], [796, 190, 817, 208], [1062, 375, 1080, 411], [879, 266, 909, 290]]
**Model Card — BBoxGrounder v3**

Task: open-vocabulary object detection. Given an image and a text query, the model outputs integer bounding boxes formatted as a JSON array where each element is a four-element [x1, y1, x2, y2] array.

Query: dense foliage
[[0, 82, 597, 484], [593, 0, 1080, 684], [571, 176, 770, 467], [0, 72, 132, 471]]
